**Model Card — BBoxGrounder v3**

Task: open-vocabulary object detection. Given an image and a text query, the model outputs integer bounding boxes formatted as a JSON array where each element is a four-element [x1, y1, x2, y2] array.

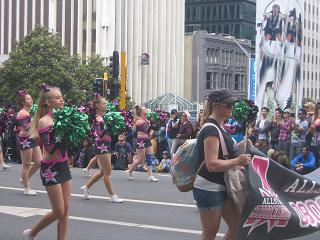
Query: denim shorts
[[193, 187, 228, 211]]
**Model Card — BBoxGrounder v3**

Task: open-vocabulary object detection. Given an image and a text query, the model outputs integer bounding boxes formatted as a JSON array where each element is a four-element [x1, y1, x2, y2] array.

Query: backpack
[[171, 122, 246, 210], [171, 123, 215, 192]]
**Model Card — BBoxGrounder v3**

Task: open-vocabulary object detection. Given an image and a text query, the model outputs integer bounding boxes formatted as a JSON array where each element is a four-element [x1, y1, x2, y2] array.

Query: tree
[[0, 26, 118, 105], [0, 26, 74, 102]]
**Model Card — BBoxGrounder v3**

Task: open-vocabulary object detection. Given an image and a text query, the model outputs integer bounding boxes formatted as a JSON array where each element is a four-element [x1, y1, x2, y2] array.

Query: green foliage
[[115, 95, 136, 110], [0, 26, 117, 106]]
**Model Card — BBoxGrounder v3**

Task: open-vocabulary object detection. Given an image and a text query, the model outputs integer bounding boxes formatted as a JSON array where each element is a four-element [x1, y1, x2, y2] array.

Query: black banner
[[238, 147, 320, 239]]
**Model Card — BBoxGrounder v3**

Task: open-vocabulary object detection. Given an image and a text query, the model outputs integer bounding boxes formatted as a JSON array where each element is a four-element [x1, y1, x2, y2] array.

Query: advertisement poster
[[255, 0, 303, 113]]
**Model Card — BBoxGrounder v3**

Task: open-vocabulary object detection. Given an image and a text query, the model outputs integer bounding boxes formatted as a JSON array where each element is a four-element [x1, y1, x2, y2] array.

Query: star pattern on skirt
[[41, 169, 58, 184], [19, 139, 31, 149], [98, 143, 109, 153], [137, 141, 145, 149]]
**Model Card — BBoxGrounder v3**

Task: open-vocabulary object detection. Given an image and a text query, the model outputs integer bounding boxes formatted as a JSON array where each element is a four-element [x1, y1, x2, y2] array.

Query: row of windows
[[304, 87, 320, 101], [304, 2, 319, 16], [206, 72, 245, 91], [303, 71, 319, 81], [206, 48, 247, 66], [186, 4, 255, 22], [303, 37, 319, 48], [303, 54, 318, 65], [304, 19, 319, 32]]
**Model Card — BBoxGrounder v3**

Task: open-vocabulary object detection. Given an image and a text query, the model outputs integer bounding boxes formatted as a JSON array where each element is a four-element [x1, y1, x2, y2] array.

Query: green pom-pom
[[52, 106, 89, 149], [232, 99, 258, 123], [29, 104, 38, 116], [232, 101, 250, 123], [103, 112, 126, 136]]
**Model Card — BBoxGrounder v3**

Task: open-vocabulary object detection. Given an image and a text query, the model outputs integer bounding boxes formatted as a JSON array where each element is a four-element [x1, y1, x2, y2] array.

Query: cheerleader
[[23, 85, 72, 240], [126, 106, 159, 182], [80, 94, 123, 202], [16, 90, 41, 195]]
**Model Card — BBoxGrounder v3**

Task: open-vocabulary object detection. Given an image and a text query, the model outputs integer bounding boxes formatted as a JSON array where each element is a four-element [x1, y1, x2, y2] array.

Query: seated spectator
[[75, 139, 94, 168], [114, 134, 133, 170], [269, 149, 290, 169], [254, 141, 264, 153], [157, 151, 171, 173], [290, 146, 317, 175]]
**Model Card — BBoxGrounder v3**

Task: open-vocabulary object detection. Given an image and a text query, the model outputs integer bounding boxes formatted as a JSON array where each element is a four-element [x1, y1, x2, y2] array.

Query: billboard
[[255, 0, 303, 113], [248, 58, 256, 102]]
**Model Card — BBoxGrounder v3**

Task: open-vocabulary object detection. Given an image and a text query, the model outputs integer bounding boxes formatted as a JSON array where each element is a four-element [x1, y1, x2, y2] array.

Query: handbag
[[214, 126, 246, 211]]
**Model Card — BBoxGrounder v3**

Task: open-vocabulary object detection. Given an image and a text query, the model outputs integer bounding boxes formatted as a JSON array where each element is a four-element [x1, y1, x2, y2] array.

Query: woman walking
[[80, 95, 123, 202], [16, 90, 41, 195], [23, 85, 72, 240], [194, 89, 251, 240], [126, 106, 159, 182]]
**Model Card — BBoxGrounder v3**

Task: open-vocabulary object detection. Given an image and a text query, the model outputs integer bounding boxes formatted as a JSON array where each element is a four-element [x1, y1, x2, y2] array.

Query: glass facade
[[185, 0, 256, 41]]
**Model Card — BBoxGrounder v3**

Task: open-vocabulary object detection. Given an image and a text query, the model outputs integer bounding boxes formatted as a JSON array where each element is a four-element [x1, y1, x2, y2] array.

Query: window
[[224, 25, 229, 34], [201, 6, 206, 20], [206, 72, 213, 90], [206, 48, 210, 63], [207, 6, 211, 20], [235, 74, 240, 90], [213, 72, 217, 89], [218, 25, 222, 33], [218, 6, 222, 19], [230, 5, 235, 19], [192, 7, 196, 20], [215, 49, 219, 63], [222, 50, 225, 64], [212, 6, 217, 19], [224, 5, 229, 19], [221, 73, 225, 88], [236, 5, 240, 19], [186, 7, 191, 20]]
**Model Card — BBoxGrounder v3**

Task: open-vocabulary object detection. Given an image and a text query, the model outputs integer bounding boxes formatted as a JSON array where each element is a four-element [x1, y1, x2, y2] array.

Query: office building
[[0, 0, 185, 104], [185, 0, 256, 42]]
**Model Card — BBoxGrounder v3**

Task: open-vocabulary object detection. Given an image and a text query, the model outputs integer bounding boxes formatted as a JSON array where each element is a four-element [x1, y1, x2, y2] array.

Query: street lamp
[[221, 34, 252, 99]]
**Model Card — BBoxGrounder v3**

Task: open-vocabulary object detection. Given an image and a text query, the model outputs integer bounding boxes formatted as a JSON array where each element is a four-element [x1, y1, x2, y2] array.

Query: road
[[0, 164, 319, 240]]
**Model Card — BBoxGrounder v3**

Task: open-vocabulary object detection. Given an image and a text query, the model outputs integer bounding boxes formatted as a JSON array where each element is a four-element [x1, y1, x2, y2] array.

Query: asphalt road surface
[[0, 164, 319, 240]]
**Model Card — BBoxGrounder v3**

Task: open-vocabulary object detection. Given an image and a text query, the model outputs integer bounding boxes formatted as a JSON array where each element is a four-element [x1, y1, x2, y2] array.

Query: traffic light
[[109, 51, 119, 79], [93, 78, 104, 97]]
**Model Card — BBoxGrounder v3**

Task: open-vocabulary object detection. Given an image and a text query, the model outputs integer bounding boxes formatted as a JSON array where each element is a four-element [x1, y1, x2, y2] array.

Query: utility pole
[[120, 0, 126, 110]]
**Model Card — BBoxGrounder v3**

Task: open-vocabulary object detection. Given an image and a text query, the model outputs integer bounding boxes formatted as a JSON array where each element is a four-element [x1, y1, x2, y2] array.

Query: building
[[0, 0, 185, 104], [303, 0, 320, 101], [184, 30, 251, 103], [185, 0, 256, 42]]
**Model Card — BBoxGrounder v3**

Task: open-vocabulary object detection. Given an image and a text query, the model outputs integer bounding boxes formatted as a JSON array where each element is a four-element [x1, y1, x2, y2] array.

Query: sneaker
[[80, 185, 90, 199], [147, 176, 159, 182], [23, 229, 35, 240], [125, 170, 134, 180], [2, 164, 11, 170], [23, 188, 37, 196], [82, 168, 91, 177], [110, 194, 124, 203]]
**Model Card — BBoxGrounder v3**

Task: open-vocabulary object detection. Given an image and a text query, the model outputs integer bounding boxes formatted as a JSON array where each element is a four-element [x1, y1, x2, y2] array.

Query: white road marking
[[0, 205, 225, 237], [0, 186, 196, 208]]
